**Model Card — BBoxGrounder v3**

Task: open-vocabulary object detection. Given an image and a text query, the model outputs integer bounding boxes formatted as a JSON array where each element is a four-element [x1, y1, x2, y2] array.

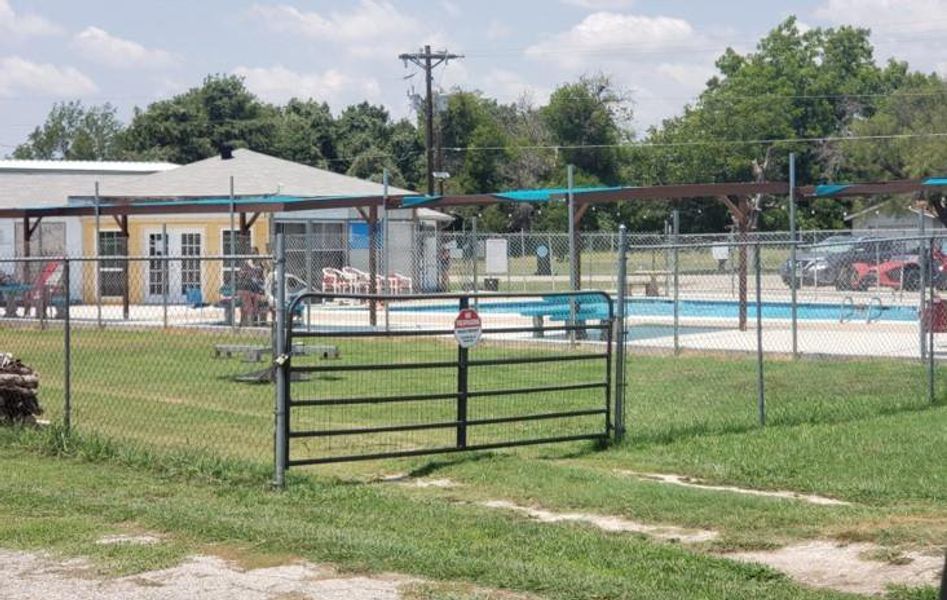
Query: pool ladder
[[840, 296, 884, 324]]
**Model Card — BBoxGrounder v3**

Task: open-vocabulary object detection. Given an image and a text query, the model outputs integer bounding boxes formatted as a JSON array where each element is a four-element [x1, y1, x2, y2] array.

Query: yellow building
[[68, 148, 435, 305]]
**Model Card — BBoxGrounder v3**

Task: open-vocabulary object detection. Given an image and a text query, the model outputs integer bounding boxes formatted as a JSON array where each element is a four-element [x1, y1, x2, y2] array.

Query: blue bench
[[520, 297, 611, 338]]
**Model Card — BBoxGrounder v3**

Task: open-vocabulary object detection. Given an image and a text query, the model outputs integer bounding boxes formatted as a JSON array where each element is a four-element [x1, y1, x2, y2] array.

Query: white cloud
[[73, 27, 176, 69], [0, 0, 61, 37], [0, 56, 97, 97], [814, 0, 947, 32], [526, 12, 700, 69], [234, 64, 381, 106], [441, 1, 461, 17], [486, 19, 513, 40], [655, 63, 715, 88], [562, 0, 636, 8], [249, 1, 427, 58]]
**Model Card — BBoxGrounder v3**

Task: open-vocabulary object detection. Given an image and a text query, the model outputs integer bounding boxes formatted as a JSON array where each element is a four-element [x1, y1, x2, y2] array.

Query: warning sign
[[454, 308, 482, 349]]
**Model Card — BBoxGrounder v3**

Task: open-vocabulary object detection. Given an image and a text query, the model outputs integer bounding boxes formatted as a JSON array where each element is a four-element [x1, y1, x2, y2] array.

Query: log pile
[[0, 354, 42, 425]]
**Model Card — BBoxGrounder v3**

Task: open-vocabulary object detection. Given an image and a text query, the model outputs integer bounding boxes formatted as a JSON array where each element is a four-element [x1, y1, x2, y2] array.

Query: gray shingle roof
[[93, 149, 416, 199]]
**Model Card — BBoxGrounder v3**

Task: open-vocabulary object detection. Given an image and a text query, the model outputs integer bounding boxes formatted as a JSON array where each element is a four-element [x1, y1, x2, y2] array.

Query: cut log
[[0, 353, 43, 425]]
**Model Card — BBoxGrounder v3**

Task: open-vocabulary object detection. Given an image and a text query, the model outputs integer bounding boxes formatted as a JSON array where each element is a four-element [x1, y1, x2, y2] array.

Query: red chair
[[25, 261, 64, 318]]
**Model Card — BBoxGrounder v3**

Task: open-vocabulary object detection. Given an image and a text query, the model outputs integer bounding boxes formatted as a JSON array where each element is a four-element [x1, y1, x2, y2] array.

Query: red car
[[844, 248, 947, 291]]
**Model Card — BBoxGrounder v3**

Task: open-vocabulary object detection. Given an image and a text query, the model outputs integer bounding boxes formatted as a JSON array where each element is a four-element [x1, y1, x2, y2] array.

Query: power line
[[445, 131, 947, 153]]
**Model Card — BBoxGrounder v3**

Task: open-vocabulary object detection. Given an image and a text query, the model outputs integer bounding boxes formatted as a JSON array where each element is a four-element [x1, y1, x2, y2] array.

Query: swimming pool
[[390, 297, 920, 323]]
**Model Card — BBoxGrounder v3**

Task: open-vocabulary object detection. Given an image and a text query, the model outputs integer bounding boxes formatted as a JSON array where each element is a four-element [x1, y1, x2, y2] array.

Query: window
[[147, 233, 167, 298], [98, 231, 127, 297], [180, 233, 202, 296]]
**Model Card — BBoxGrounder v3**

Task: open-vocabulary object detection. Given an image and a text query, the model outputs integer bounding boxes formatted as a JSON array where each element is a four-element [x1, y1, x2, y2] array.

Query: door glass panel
[[180, 233, 202, 295]]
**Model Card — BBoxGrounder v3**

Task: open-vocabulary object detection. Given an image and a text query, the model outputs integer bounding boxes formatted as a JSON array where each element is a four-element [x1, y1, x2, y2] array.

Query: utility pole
[[399, 45, 463, 196]]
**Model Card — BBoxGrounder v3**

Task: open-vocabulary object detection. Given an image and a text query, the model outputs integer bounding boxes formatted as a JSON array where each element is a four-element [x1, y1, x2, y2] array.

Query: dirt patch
[[481, 500, 718, 543], [729, 541, 943, 596], [96, 534, 162, 546], [0, 549, 416, 600], [617, 470, 851, 506], [378, 474, 461, 489]]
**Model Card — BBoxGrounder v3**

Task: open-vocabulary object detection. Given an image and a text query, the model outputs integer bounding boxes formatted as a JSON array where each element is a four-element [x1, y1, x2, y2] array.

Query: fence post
[[63, 257, 71, 433], [920, 211, 927, 362], [788, 153, 799, 358], [672, 210, 680, 355], [94, 181, 102, 329], [273, 233, 288, 489], [614, 226, 628, 443], [755, 242, 766, 426], [928, 237, 936, 404], [162, 224, 169, 330]]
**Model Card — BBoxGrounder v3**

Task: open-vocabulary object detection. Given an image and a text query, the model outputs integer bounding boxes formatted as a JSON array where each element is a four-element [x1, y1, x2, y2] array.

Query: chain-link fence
[[0, 253, 278, 465], [618, 232, 944, 445], [2, 227, 945, 478]]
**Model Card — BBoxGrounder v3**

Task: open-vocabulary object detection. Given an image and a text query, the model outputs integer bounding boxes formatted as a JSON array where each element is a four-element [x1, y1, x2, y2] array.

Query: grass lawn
[[0, 432, 865, 600], [1, 324, 944, 597]]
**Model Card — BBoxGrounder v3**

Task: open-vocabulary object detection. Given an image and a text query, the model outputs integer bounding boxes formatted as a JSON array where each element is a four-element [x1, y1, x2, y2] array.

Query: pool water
[[390, 297, 920, 323]]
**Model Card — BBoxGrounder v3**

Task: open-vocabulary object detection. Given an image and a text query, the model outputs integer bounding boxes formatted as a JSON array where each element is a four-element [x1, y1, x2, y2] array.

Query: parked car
[[844, 246, 947, 291], [779, 236, 919, 290], [778, 236, 862, 289]]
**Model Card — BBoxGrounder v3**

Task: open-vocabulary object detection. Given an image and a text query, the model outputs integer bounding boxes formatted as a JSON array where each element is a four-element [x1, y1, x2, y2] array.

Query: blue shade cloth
[[923, 178, 947, 186], [401, 195, 442, 207], [399, 186, 626, 208], [814, 184, 854, 197], [496, 186, 624, 202]]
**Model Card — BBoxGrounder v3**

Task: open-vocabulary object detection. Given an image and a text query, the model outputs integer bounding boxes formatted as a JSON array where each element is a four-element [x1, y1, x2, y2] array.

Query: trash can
[[483, 277, 500, 292], [924, 296, 947, 332], [535, 244, 551, 276]]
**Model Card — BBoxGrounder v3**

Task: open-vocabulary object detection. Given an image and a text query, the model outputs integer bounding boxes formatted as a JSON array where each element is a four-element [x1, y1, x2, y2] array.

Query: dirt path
[[0, 549, 415, 600]]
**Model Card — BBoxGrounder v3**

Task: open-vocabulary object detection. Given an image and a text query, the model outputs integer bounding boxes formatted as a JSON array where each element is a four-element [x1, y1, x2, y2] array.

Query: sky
[[2, 0, 947, 154]]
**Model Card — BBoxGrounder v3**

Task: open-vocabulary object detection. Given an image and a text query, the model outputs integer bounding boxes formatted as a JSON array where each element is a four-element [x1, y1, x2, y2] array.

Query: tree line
[[14, 17, 947, 234]]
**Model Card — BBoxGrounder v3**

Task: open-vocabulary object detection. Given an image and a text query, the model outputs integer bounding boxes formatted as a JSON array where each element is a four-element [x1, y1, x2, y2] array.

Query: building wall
[[851, 212, 945, 231], [79, 214, 270, 305]]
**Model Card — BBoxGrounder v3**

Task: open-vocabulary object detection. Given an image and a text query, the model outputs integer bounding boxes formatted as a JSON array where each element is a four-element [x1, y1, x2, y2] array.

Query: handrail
[[840, 296, 855, 323]]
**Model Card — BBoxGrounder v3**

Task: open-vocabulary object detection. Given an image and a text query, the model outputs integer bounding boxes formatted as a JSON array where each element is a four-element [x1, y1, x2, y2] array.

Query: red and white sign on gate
[[454, 308, 482, 348]]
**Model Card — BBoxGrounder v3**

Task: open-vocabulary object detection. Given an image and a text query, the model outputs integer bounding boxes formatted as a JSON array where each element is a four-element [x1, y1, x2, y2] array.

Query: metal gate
[[279, 292, 615, 467]]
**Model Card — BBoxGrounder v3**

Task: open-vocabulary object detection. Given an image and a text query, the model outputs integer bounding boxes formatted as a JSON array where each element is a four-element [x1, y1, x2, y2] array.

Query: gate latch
[[274, 354, 289, 366]]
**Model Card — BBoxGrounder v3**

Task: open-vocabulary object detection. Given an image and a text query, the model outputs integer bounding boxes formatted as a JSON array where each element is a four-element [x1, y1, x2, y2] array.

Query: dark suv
[[779, 236, 915, 289]]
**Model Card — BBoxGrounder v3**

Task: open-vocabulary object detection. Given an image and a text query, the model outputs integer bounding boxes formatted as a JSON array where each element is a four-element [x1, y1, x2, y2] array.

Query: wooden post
[[120, 215, 130, 320], [719, 195, 752, 332]]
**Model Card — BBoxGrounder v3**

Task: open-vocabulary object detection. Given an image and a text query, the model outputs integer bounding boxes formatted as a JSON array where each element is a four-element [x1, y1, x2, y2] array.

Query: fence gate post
[[613, 226, 628, 443], [456, 296, 469, 449], [755, 242, 766, 426], [63, 257, 71, 433], [273, 233, 288, 488]]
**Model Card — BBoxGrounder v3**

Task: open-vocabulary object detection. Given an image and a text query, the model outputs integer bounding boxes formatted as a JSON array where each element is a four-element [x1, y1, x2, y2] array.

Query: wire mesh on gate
[[281, 291, 615, 466]]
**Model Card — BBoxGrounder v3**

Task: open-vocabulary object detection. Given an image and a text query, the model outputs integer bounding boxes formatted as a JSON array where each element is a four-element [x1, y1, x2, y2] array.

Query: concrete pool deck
[[2, 296, 940, 361]]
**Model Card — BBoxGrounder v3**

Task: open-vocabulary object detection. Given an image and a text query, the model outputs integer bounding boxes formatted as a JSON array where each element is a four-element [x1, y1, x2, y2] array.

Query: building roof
[[0, 159, 177, 174], [90, 149, 415, 199], [0, 160, 178, 209]]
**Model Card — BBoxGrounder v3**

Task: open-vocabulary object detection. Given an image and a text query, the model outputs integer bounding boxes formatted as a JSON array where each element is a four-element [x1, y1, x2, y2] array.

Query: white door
[[144, 230, 203, 304]]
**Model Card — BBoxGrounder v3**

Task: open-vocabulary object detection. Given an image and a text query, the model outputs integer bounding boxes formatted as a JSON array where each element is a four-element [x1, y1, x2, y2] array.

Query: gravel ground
[[0, 549, 416, 600]]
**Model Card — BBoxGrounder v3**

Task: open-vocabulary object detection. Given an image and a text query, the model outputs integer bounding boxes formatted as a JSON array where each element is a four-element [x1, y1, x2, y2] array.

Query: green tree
[[14, 101, 125, 160], [635, 17, 902, 231], [122, 75, 276, 164], [542, 74, 631, 185]]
